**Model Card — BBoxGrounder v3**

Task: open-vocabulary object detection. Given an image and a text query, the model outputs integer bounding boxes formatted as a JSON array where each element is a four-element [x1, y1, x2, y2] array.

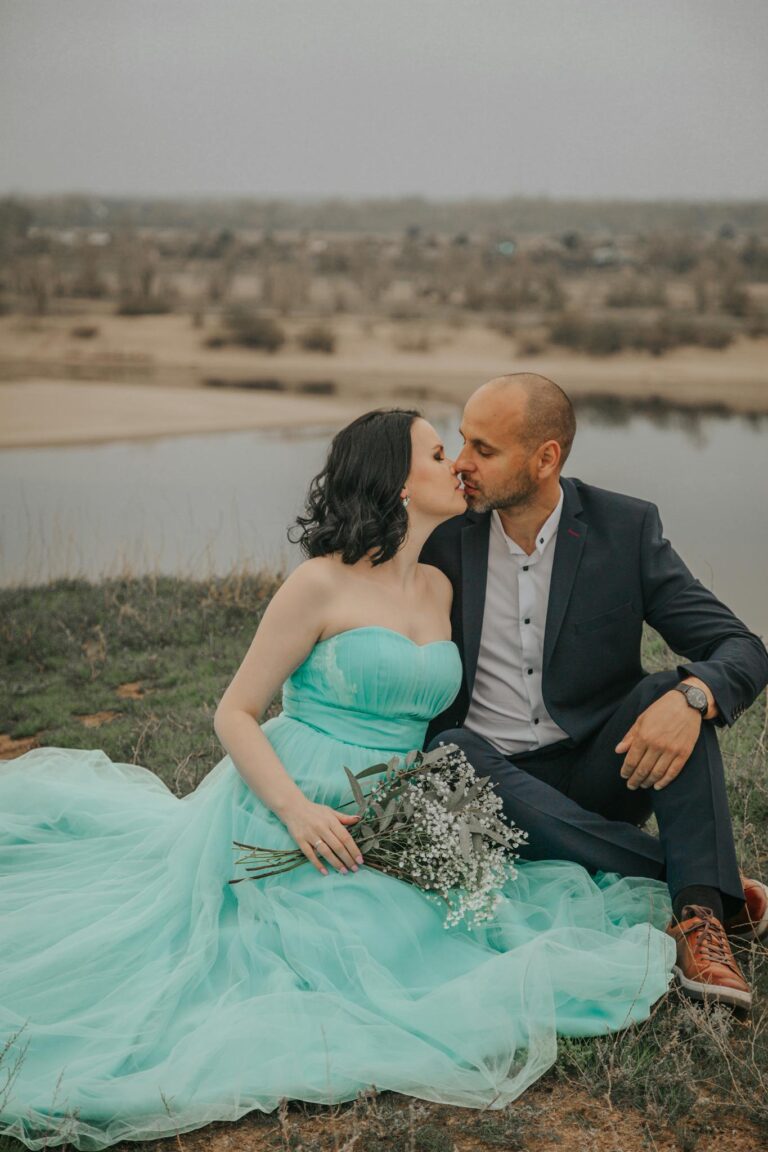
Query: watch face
[[685, 686, 708, 713]]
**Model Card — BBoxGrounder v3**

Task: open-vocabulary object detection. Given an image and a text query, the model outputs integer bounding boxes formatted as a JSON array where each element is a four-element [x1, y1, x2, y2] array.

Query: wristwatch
[[673, 683, 709, 717]]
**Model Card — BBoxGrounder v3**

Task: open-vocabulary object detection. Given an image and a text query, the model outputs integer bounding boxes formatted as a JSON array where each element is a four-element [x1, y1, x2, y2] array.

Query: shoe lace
[[680, 905, 741, 974]]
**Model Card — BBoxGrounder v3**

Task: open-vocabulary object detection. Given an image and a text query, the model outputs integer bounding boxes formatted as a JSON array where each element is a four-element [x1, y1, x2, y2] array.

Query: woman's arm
[[214, 560, 362, 875]]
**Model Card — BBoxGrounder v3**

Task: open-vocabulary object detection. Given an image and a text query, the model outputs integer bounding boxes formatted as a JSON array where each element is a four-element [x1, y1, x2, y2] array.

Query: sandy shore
[[0, 380, 372, 449], [1, 312, 766, 447]]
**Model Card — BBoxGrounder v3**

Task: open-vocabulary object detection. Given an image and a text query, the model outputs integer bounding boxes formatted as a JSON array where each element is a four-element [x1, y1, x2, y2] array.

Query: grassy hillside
[[1, 574, 767, 1152]]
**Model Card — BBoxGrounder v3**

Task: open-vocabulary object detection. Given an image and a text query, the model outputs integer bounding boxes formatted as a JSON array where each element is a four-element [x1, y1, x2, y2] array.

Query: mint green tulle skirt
[[1, 721, 675, 1149]]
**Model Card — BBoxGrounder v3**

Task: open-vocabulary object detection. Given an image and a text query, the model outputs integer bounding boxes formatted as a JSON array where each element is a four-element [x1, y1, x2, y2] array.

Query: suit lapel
[[460, 512, 491, 695], [543, 478, 587, 669]]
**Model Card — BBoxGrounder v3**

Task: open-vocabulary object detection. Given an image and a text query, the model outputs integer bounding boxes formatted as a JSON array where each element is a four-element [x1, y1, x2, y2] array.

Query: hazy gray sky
[[2, 0, 767, 200]]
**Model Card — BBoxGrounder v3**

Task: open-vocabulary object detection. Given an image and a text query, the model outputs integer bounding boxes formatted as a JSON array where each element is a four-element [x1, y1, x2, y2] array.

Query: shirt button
[[534, 718, 540, 725], [524, 618, 531, 624], [522, 565, 529, 571], [527, 668, 534, 675]]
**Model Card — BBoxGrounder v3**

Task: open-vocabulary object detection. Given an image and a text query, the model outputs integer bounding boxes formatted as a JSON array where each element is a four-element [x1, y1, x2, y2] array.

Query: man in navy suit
[[421, 373, 768, 1009]]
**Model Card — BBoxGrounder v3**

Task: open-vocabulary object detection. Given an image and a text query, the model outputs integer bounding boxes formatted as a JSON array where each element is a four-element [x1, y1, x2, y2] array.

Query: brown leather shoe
[[667, 904, 752, 1010], [725, 876, 768, 942]]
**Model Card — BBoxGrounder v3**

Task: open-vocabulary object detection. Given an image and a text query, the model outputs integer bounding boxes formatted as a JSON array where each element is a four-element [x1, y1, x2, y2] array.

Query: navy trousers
[[429, 671, 744, 918]]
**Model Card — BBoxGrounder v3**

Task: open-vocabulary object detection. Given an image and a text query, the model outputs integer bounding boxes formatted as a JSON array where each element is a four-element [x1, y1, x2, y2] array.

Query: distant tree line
[[1, 194, 767, 357], [6, 193, 768, 236]]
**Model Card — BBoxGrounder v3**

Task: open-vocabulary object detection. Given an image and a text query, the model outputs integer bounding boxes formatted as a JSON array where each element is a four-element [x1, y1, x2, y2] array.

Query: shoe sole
[[672, 965, 752, 1010]]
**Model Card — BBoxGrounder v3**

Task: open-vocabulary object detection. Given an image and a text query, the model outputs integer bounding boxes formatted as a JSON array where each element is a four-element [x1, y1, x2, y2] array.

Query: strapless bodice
[[280, 626, 462, 753]]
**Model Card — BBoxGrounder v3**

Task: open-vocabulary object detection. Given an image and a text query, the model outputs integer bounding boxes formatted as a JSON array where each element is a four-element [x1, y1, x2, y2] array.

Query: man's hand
[[615, 690, 704, 791]]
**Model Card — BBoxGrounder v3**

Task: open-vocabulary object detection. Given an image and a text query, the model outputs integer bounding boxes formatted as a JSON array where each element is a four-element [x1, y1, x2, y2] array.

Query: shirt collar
[[492, 487, 564, 560]]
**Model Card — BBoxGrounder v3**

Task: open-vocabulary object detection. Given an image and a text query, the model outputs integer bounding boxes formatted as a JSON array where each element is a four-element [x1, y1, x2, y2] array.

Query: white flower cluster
[[365, 744, 528, 929]]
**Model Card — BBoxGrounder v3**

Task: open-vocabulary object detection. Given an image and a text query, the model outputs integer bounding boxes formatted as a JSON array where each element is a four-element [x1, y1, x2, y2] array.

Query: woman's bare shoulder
[[283, 555, 342, 591], [266, 556, 341, 616]]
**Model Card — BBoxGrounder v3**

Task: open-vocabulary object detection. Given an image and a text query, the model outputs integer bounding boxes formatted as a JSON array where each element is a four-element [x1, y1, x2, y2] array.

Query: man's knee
[[426, 727, 462, 753], [627, 670, 681, 710], [426, 726, 498, 762]]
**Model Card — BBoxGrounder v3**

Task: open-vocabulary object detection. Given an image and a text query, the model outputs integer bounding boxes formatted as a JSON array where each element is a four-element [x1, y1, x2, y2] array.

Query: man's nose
[[453, 449, 472, 473]]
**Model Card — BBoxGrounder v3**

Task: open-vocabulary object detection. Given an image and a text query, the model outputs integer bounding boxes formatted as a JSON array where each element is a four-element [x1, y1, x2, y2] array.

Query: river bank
[[0, 379, 371, 449], [1, 312, 767, 448]]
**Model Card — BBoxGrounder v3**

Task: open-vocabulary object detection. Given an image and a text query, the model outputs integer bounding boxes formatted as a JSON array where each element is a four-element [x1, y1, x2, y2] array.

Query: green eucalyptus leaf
[[447, 780, 467, 811], [344, 765, 367, 811], [483, 828, 517, 849], [378, 796, 399, 832], [356, 762, 389, 780], [419, 747, 446, 767]]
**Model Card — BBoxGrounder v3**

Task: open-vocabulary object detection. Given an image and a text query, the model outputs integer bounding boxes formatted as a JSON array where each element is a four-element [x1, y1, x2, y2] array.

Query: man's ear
[[538, 440, 562, 477]]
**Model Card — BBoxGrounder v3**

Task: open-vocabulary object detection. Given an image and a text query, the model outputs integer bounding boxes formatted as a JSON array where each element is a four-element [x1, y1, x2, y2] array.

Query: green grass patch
[[0, 573, 284, 793]]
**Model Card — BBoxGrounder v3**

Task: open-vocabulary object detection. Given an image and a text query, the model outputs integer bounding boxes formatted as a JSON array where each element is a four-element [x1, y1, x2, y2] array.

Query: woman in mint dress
[[0, 410, 675, 1150]]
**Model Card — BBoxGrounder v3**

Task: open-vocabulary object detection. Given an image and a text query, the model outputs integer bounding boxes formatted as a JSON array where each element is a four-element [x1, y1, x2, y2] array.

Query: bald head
[[479, 372, 576, 468]]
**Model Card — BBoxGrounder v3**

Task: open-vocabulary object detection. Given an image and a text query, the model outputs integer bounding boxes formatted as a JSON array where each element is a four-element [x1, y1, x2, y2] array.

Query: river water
[[1, 403, 766, 636]]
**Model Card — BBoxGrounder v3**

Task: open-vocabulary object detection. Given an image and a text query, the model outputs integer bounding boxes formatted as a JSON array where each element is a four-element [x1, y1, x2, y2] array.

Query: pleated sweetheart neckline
[[314, 625, 456, 650]]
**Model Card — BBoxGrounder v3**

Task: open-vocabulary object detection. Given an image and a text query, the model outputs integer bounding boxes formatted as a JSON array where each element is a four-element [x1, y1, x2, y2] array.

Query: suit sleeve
[[639, 503, 768, 726]]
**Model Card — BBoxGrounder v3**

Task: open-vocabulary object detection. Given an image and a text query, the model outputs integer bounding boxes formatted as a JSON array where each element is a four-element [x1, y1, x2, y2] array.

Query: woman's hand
[[282, 799, 364, 875]]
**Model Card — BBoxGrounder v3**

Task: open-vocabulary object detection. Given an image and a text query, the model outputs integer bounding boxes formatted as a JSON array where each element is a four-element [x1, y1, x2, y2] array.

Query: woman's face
[[404, 418, 465, 520]]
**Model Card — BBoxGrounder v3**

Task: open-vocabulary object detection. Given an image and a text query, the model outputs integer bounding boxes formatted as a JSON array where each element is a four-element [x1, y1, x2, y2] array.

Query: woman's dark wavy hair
[[289, 408, 421, 565]]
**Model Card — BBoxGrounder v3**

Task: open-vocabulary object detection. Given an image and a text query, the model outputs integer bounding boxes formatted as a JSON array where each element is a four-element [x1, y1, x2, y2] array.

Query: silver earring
[[401, 495, 410, 508]]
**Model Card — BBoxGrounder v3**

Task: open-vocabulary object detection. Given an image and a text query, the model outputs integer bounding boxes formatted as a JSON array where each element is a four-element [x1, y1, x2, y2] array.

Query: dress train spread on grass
[[1, 627, 675, 1149]]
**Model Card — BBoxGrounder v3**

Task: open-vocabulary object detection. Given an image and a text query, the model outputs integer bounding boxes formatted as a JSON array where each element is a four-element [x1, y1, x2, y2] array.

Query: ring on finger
[[314, 838, 325, 852]]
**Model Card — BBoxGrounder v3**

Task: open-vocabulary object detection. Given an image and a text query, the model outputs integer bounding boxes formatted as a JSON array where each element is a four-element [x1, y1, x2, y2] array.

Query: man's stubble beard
[[464, 469, 539, 515]]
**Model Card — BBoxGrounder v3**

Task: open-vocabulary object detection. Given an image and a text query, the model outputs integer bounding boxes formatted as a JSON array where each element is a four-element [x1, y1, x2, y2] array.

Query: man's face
[[453, 386, 539, 513]]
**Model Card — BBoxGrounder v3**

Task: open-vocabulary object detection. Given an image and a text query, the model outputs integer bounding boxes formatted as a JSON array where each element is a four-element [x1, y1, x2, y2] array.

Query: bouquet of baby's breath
[[231, 743, 528, 928]]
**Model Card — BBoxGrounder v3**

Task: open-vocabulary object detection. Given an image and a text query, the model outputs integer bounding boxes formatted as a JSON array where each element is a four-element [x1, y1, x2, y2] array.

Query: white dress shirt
[[464, 488, 570, 755]]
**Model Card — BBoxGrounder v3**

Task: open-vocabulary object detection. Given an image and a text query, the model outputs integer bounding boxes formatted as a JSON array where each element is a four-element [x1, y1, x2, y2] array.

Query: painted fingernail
[[356, 856, 363, 865], [351, 865, 358, 872], [341, 868, 348, 875]]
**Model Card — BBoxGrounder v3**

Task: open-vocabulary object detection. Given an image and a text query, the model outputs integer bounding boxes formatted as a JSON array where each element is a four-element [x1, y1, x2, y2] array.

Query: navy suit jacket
[[421, 477, 768, 749]]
